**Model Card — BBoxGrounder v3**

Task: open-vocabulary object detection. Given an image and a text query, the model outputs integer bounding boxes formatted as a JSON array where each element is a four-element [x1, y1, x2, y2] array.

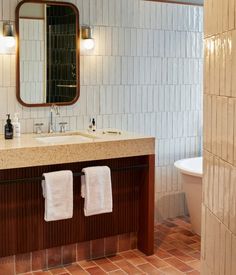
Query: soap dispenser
[[12, 113, 21, 137], [92, 118, 96, 132], [5, 114, 13, 139]]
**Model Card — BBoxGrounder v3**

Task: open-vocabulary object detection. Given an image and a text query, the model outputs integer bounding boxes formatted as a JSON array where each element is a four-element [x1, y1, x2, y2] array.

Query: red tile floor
[[24, 217, 201, 275]]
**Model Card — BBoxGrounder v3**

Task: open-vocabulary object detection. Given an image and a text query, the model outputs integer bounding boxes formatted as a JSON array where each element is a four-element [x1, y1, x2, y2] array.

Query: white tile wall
[[0, 0, 203, 222], [20, 19, 45, 104]]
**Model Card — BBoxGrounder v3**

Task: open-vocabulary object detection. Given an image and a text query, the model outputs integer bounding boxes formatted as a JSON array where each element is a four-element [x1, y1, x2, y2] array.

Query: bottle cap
[[6, 114, 11, 123]]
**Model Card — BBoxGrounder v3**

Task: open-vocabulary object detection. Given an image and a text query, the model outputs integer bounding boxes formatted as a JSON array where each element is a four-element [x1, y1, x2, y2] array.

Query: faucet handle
[[59, 122, 67, 133], [35, 123, 44, 134]]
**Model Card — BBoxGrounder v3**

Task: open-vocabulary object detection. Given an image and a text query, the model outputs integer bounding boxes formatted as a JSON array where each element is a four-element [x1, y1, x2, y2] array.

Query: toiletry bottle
[[12, 113, 21, 137], [92, 118, 96, 132], [88, 118, 93, 131], [5, 114, 13, 139]]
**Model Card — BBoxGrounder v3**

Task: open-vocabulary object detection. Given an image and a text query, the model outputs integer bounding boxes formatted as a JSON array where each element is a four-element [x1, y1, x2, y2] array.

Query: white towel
[[81, 166, 113, 216], [42, 170, 73, 222]]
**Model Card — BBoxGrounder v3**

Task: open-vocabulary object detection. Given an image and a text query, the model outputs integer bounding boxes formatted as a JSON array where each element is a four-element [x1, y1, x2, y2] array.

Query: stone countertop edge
[[0, 136, 155, 170]]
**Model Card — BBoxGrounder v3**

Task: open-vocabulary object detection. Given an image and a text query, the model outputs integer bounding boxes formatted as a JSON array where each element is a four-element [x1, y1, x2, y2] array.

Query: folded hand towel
[[42, 170, 73, 222], [81, 166, 112, 216]]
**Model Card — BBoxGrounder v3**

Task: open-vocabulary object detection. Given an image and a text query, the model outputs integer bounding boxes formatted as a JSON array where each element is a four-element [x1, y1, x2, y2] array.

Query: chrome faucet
[[48, 104, 60, 133]]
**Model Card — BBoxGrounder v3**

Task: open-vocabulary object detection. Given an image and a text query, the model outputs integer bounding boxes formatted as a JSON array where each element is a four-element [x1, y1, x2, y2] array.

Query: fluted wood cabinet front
[[0, 155, 154, 257]]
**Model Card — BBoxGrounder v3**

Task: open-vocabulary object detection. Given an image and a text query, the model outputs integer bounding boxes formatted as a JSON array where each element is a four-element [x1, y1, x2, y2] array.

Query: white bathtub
[[174, 157, 203, 235]]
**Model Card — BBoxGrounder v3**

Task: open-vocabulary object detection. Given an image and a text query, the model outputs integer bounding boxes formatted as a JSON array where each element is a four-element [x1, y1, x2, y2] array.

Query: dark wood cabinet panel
[[0, 155, 155, 257]]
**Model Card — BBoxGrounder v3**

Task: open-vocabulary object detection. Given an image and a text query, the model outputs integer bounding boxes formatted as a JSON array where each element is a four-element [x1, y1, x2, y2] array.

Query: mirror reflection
[[17, 1, 79, 106]]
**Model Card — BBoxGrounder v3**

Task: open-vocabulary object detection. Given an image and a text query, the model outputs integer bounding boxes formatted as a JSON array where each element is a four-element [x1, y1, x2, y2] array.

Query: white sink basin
[[36, 134, 91, 144]]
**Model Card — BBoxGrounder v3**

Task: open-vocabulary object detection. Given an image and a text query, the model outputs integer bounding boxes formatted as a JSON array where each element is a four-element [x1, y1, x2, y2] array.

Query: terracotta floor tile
[[177, 216, 191, 223], [169, 233, 196, 244], [167, 249, 195, 262], [164, 257, 193, 272], [106, 255, 124, 262], [159, 266, 183, 275], [49, 266, 67, 274], [154, 248, 172, 259], [155, 225, 172, 234], [156, 234, 176, 243], [167, 241, 195, 254], [93, 258, 111, 265], [172, 219, 191, 229], [155, 240, 176, 250], [20, 217, 200, 275], [170, 227, 185, 234], [188, 251, 201, 260], [86, 266, 107, 274], [186, 270, 200, 275], [107, 270, 127, 274], [191, 235, 201, 242], [186, 260, 201, 271], [65, 263, 88, 275], [93, 258, 119, 272], [115, 260, 144, 274], [33, 272, 51, 275], [185, 225, 193, 231], [182, 240, 197, 246], [162, 221, 178, 228], [188, 243, 201, 251], [78, 260, 97, 269], [178, 229, 195, 237], [120, 251, 147, 266], [132, 249, 146, 257], [155, 230, 166, 240], [146, 255, 169, 269], [137, 263, 163, 274]]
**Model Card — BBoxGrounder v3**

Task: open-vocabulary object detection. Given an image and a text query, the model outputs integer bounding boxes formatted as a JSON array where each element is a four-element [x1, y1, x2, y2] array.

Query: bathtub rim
[[174, 157, 203, 178]]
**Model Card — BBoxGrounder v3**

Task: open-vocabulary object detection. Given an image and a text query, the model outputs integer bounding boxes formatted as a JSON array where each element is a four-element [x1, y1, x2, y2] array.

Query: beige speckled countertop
[[0, 129, 155, 170]]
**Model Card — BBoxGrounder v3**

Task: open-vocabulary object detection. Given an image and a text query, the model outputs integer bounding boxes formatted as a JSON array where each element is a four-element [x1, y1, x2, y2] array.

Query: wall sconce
[[81, 25, 95, 50], [3, 22, 15, 48]]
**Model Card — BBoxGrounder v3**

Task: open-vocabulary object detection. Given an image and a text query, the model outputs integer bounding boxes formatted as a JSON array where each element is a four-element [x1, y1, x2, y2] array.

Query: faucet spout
[[48, 104, 60, 133]]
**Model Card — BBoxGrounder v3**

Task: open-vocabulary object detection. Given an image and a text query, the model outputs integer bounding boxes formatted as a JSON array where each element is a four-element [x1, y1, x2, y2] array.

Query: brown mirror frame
[[15, 0, 80, 107]]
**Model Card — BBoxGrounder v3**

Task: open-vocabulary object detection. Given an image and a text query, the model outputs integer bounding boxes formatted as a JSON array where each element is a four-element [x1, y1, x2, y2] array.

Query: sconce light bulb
[[83, 38, 95, 50], [4, 36, 15, 48], [3, 22, 15, 48]]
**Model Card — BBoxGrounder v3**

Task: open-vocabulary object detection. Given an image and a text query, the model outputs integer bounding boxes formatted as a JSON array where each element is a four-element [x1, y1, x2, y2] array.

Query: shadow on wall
[[155, 192, 189, 223]]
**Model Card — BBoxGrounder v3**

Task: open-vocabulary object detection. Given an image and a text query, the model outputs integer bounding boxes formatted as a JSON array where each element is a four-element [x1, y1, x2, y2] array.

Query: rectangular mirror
[[16, 0, 80, 107]]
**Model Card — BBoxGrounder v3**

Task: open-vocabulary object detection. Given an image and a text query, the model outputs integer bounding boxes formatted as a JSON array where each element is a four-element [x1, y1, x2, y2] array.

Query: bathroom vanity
[[0, 130, 155, 258], [2, 1, 155, 263]]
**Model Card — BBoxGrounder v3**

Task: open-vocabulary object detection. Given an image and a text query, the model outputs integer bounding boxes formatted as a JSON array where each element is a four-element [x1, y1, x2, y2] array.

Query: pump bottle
[[12, 113, 21, 137], [5, 114, 13, 139]]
